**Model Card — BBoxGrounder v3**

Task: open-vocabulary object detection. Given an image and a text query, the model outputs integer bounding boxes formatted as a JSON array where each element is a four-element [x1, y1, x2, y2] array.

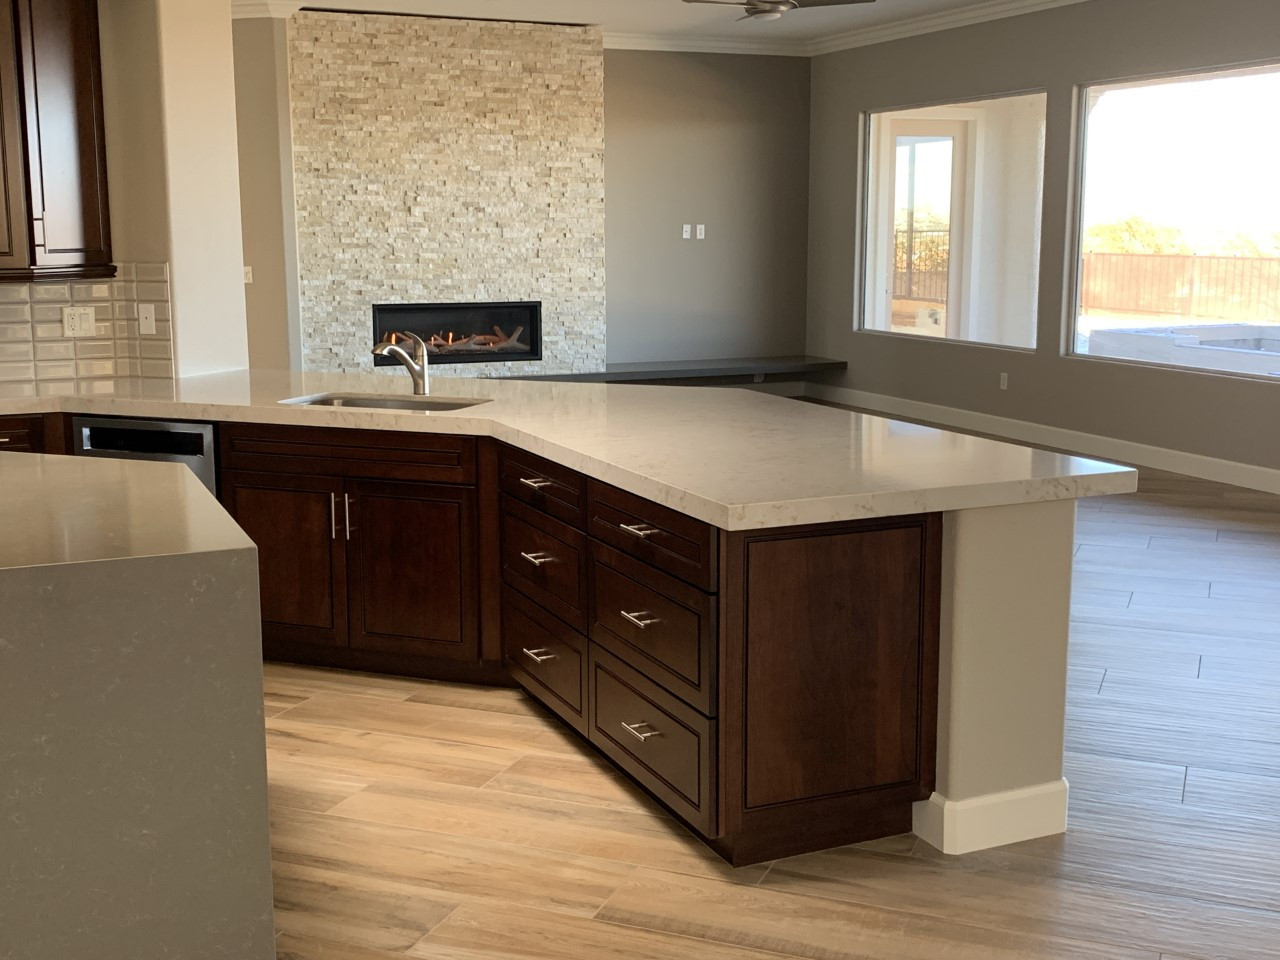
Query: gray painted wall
[[605, 50, 810, 363], [807, 0, 1280, 470]]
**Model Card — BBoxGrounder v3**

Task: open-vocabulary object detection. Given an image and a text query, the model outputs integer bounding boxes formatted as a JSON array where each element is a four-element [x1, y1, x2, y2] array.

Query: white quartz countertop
[[0, 452, 253, 570], [0, 371, 1137, 530]]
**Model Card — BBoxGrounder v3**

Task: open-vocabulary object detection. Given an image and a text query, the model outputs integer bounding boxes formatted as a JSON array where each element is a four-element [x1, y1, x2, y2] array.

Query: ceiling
[[238, 0, 1090, 55]]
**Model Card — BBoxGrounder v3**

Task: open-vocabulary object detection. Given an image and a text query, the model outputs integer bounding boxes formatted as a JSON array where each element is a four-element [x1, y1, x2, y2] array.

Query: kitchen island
[[0, 370, 1136, 860], [0, 452, 275, 960]]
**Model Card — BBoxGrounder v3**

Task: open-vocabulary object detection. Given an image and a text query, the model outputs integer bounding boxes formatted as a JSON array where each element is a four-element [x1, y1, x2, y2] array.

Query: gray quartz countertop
[[0, 452, 253, 570]]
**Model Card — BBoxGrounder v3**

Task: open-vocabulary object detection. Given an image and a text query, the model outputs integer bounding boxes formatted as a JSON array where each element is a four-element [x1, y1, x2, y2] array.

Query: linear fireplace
[[372, 301, 542, 366]]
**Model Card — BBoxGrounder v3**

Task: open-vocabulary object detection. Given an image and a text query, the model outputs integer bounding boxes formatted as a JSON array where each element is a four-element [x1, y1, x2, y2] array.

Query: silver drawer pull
[[521, 551, 554, 567], [620, 523, 659, 540], [522, 647, 556, 664], [520, 477, 554, 490], [621, 610, 660, 629], [0, 438, 10, 444], [621, 721, 660, 743]]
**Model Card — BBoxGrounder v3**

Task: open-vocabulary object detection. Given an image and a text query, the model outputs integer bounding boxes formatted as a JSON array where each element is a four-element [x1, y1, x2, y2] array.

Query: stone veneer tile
[[288, 12, 606, 377]]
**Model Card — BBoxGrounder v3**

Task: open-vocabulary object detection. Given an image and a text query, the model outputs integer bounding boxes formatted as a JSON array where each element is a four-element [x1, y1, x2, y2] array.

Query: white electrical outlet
[[1000, 372, 1009, 391], [243, 266, 254, 284], [696, 224, 706, 240], [682, 224, 692, 240], [61, 306, 96, 338], [139, 303, 157, 336]]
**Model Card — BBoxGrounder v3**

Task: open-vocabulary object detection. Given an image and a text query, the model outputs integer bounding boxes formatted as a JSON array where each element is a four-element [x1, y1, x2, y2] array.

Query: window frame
[[856, 91, 1049, 353], [1065, 62, 1280, 383]]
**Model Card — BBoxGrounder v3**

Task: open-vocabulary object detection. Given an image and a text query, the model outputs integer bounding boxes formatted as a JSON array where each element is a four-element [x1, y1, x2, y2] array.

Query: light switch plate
[[139, 303, 157, 336], [697, 224, 706, 240], [243, 266, 253, 284], [61, 306, 96, 338], [682, 224, 692, 240]]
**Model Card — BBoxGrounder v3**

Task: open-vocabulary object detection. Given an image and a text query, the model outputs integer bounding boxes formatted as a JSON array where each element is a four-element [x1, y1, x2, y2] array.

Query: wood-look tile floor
[[265, 470, 1280, 960]]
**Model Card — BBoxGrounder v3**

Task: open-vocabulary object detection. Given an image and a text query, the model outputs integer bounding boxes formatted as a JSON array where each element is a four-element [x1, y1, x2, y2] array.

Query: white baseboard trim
[[913, 779, 1069, 855], [805, 383, 1280, 495]]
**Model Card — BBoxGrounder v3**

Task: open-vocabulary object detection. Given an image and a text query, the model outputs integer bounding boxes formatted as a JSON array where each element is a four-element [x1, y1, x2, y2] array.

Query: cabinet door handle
[[522, 647, 556, 664], [330, 493, 337, 540], [621, 721, 660, 743], [344, 494, 353, 540], [0, 437, 10, 444], [520, 551, 554, 567], [620, 610, 660, 629], [619, 523, 659, 540], [519, 477, 553, 491]]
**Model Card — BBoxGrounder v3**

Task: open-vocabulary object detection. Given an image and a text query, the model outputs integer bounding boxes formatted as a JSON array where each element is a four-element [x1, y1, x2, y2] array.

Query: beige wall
[[808, 0, 1280, 471], [233, 18, 299, 370], [155, 0, 249, 377], [605, 51, 810, 363]]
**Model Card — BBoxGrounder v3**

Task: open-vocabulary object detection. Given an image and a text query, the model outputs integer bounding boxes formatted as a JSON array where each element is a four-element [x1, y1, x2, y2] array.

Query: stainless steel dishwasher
[[71, 416, 218, 494]]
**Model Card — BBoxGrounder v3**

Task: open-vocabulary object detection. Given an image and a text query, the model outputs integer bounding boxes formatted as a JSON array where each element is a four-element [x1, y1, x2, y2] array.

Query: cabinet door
[[13, 0, 112, 274], [0, 0, 30, 272], [220, 471, 348, 649], [346, 478, 479, 662]]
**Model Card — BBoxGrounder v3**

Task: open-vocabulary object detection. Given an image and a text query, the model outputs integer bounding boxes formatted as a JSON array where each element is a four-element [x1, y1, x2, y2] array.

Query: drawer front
[[0, 415, 43, 453], [500, 495, 588, 632], [589, 645, 717, 837], [588, 481, 718, 591], [502, 587, 587, 734], [591, 542, 716, 715], [499, 444, 586, 529], [220, 422, 476, 484]]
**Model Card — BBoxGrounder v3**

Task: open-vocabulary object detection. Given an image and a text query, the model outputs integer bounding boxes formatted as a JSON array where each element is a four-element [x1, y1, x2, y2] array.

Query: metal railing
[[894, 228, 950, 303], [1081, 253, 1280, 322]]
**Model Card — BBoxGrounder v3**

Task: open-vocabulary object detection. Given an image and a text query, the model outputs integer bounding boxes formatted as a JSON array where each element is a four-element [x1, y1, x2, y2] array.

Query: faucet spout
[[372, 331, 429, 395]]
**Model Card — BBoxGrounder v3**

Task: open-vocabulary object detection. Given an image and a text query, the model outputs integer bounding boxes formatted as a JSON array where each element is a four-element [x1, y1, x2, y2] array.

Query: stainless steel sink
[[280, 393, 492, 412]]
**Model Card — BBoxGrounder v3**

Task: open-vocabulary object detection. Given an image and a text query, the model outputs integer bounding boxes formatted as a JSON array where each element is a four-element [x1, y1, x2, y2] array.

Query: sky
[[1082, 69, 1280, 252]]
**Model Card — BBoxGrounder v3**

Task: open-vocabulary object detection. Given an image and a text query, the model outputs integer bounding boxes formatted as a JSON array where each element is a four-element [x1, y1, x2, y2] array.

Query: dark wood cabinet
[[220, 471, 348, 649], [499, 442, 943, 866], [219, 424, 490, 680], [0, 413, 44, 452], [346, 478, 478, 661], [0, 0, 112, 281]]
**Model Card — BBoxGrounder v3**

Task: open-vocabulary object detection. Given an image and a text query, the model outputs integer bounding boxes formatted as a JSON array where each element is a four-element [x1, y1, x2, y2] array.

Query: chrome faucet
[[372, 331, 429, 395]]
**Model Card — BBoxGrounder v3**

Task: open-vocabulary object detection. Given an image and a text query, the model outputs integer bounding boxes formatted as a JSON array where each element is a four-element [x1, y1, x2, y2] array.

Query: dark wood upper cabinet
[[0, 0, 112, 281]]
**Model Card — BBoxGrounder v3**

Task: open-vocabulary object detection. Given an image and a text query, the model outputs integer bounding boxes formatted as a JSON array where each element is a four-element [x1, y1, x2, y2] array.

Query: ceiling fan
[[682, 0, 876, 23]]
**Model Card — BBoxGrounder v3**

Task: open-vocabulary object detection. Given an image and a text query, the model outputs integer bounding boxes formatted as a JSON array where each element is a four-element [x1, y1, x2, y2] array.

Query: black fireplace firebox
[[372, 301, 542, 366]]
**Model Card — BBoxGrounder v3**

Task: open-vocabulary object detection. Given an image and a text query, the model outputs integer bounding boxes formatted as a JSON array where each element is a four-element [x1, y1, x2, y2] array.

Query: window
[[1074, 66, 1280, 379], [862, 93, 1047, 349]]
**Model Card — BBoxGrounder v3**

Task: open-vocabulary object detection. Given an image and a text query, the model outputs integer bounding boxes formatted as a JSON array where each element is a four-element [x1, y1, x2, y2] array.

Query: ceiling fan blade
[[681, 0, 752, 6], [791, 0, 878, 6]]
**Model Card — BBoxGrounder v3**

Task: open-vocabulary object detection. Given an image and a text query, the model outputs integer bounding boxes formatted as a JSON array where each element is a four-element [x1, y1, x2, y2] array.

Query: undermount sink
[[280, 393, 492, 412]]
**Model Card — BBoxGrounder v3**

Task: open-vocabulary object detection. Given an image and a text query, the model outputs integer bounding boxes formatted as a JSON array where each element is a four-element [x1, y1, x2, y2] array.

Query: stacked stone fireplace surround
[[288, 12, 607, 377]]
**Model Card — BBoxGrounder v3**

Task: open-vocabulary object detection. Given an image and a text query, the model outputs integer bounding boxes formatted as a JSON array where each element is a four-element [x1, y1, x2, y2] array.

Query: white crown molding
[[806, 0, 1092, 56], [231, 0, 303, 19], [602, 31, 810, 57]]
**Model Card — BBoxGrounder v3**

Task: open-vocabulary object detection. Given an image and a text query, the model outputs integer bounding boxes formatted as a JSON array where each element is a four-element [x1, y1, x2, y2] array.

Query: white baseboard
[[913, 779, 1069, 855], [805, 383, 1280, 495]]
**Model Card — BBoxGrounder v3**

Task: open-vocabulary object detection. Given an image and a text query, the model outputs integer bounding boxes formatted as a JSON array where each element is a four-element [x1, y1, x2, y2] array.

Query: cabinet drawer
[[589, 645, 718, 837], [220, 422, 475, 484], [502, 587, 587, 734], [0, 415, 43, 452], [500, 495, 588, 632], [588, 481, 718, 591], [591, 542, 717, 715], [499, 444, 586, 529]]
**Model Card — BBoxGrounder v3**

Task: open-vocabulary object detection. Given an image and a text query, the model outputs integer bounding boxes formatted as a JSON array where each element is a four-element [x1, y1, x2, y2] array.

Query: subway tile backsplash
[[0, 263, 172, 390]]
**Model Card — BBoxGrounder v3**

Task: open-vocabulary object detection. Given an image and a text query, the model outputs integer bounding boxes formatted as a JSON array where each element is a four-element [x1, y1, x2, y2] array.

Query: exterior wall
[[603, 50, 810, 364], [287, 12, 606, 376], [0, 265, 175, 393], [807, 0, 1280, 471]]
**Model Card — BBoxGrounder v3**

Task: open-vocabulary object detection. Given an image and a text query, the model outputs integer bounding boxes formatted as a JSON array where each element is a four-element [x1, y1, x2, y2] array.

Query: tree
[[1083, 217, 1191, 255]]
